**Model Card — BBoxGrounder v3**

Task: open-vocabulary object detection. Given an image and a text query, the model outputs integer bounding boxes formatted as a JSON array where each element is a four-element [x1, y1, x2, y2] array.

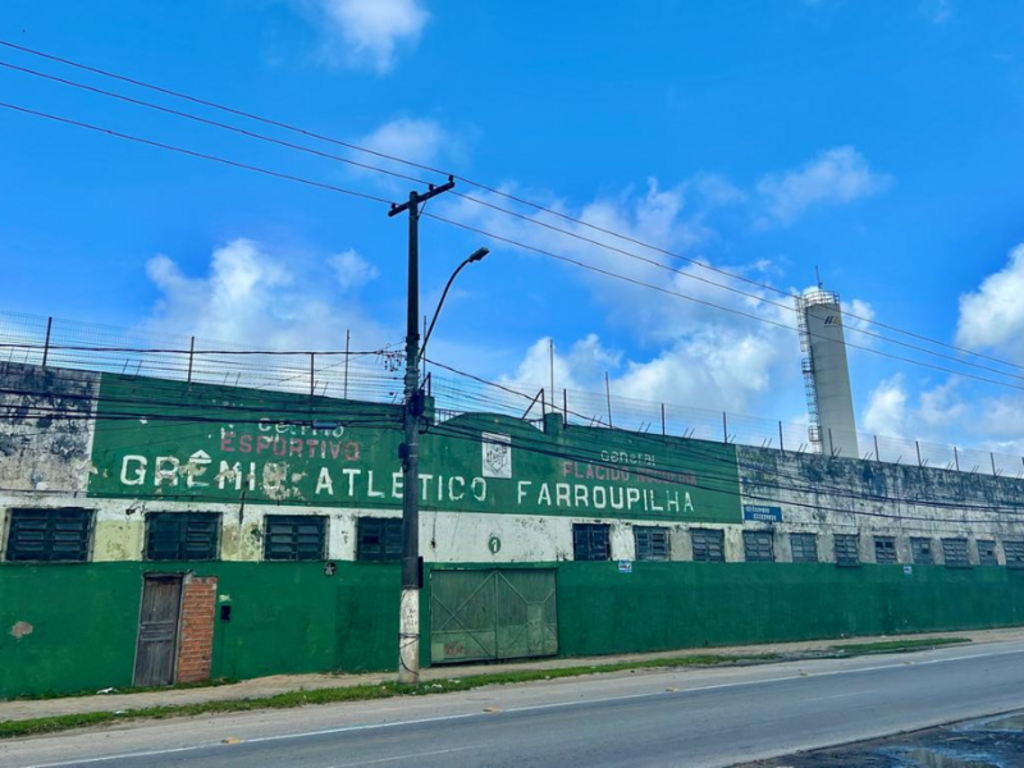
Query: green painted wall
[[5, 561, 1024, 699], [86, 374, 740, 525], [0, 561, 402, 699], [556, 562, 1024, 656]]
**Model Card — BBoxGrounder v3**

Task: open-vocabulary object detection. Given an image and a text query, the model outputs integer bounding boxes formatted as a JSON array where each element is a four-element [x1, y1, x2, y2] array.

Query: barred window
[[911, 537, 934, 565], [357, 517, 403, 562], [4, 508, 92, 563], [874, 536, 897, 564], [942, 537, 970, 568], [834, 534, 860, 566], [743, 531, 774, 562], [264, 515, 327, 561], [977, 540, 998, 566], [691, 528, 725, 562], [634, 526, 670, 561], [145, 513, 220, 561], [790, 533, 818, 563], [573, 523, 611, 561], [1004, 541, 1024, 569]]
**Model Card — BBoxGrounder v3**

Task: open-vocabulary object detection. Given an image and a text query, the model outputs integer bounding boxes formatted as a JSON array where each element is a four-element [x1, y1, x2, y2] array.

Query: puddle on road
[[898, 748, 1000, 768]]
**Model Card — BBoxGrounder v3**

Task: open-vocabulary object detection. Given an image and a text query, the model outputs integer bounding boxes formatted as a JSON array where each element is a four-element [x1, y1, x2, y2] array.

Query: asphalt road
[[7, 641, 1024, 768]]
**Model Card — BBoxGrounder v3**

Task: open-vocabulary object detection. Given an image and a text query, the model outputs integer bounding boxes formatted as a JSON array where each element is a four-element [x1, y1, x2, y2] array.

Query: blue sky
[[3, 0, 1024, 454]]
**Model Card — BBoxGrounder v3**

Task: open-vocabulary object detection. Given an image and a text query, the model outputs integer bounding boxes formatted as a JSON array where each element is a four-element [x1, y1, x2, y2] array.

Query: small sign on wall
[[743, 504, 783, 523], [481, 433, 512, 478], [618, 560, 633, 574]]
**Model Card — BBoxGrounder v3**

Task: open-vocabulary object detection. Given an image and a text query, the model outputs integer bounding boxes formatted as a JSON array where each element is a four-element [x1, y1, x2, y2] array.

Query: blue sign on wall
[[743, 504, 783, 523]]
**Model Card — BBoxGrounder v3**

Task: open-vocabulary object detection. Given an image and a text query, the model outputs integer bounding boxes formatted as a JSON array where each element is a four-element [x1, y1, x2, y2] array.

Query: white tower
[[797, 287, 859, 458]]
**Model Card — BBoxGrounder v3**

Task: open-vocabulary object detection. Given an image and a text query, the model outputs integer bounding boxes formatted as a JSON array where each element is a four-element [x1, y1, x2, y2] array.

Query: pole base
[[398, 588, 420, 685]]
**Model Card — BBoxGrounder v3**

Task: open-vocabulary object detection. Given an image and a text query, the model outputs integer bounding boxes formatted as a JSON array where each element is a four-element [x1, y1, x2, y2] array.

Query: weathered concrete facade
[[3, 361, 1024, 699]]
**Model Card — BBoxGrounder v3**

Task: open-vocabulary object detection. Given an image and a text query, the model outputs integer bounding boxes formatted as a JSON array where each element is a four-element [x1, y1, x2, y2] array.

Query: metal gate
[[430, 568, 558, 664], [133, 573, 183, 687]]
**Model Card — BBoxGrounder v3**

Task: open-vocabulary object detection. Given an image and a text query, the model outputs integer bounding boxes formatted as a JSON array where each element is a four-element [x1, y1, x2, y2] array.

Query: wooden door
[[133, 574, 183, 687]]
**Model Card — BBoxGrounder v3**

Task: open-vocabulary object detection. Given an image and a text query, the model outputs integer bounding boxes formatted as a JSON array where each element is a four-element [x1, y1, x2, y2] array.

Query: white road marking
[[326, 745, 474, 767], [25, 645, 1024, 768]]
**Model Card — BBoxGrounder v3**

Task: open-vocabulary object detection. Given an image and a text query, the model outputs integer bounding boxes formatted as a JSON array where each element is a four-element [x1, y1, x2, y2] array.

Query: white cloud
[[920, 0, 953, 24], [330, 249, 379, 291], [757, 146, 891, 224], [955, 242, 1024, 361], [144, 238, 391, 350], [862, 375, 910, 438], [356, 116, 444, 174], [297, 0, 428, 74]]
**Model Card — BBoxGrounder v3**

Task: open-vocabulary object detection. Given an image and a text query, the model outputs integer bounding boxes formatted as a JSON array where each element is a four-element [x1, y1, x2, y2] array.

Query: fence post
[[186, 336, 195, 384], [874, 435, 881, 463], [661, 403, 666, 436], [310, 353, 315, 401], [604, 372, 613, 427], [778, 421, 784, 452], [344, 329, 351, 399], [41, 316, 53, 368], [916, 440, 922, 467], [722, 412, 728, 443], [991, 452, 998, 476], [563, 388, 568, 426]]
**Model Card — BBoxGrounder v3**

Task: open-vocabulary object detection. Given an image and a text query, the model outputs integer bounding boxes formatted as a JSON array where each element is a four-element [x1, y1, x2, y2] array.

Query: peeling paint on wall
[[9, 621, 33, 640]]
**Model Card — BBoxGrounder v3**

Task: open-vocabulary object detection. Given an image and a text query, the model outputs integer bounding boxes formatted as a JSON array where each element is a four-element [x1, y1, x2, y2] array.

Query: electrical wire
[[1, 38, 1016, 374]]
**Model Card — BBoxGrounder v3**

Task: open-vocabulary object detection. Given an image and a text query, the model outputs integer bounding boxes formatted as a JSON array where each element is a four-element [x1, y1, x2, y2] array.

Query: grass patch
[[0, 653, 774, 740], [12, 678, 240, 702], [829, 637, 970, 655]]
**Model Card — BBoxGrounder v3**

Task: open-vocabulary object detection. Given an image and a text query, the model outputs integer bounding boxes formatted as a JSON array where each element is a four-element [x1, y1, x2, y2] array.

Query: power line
[[0, 100, 393, 206], [5, 55, 1022, 383], [2, 37, 1015, 374], [423, 217, 1024, 393], [4, 91, 1023, 394]]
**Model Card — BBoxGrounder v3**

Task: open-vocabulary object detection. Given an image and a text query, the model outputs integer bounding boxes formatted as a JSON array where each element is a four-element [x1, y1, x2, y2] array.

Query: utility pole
[[388, 176, 455, 685]]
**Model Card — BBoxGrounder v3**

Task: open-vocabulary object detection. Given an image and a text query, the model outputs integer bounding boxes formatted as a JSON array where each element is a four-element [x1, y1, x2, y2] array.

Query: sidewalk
[[4, 627, 1022, 723]]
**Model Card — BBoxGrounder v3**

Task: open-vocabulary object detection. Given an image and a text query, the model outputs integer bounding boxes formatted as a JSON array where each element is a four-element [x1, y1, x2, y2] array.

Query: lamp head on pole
[[468, 247, 489, 263]]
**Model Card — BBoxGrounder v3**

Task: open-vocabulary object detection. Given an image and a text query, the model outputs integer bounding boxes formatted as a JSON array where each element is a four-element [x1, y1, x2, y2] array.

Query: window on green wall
[[834, 534, 859, 566], [264, 515, 327, 562], [978, 540, 998, 566], [911, 537, 934, 565], [357, 517, 403, 562], [790, 533, 818, 563], [942, 538, 970, 568], [634, 526, 669, 561], [145, 512, 220, 561], [873, 536, 897, 564], [1004, 540, 1024, 569], [743, 531, 774, 562], [573, 523, 610, 561], [691, 528, 725, 562], [4, 507, 93, 563]]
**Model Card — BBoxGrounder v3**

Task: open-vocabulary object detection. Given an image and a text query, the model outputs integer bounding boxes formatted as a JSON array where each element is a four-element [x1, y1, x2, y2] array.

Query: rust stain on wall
[[10, 621, 34, 640]]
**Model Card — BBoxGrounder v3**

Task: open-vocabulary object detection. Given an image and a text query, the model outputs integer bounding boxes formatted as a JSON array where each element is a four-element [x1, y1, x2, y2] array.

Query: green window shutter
[[834, 534, 859, 566], [911, 537, 934, 564], [978, 540, 998, 565], [145, 513, 219, 561], [634, 526, 669, 561], [1004, 540, 1024, 569], [691, 529, 724, 562], [790, 533, 818, 563], [357, 517, 403, 562], [942, 538, 970, 568], [874, 536, 897, 564], [743, 531, 774, 562], [265, 515, 326, 561], [6, 508, 91, 563], [573, 523, 610, 561]]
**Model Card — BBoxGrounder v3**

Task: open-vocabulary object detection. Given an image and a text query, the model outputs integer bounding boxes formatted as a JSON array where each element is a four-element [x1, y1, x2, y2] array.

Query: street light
[[420, 247, 489, 362], [397, 242, 489, 685]]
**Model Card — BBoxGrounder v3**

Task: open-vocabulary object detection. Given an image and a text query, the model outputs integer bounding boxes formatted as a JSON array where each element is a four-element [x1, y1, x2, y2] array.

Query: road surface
[[5, 640, 1024, 768]]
